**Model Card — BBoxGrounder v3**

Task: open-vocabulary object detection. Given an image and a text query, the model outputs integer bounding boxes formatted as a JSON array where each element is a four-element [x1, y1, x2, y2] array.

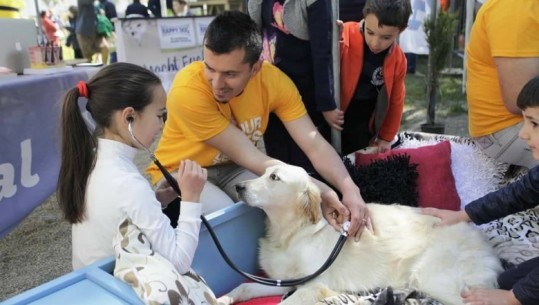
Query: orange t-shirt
[[466, 0, 539, 137], [146, 61, 307, 184]]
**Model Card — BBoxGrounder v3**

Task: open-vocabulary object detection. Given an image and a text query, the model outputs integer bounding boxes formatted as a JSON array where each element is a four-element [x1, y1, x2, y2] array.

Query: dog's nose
[[235, 184, 245, 194]]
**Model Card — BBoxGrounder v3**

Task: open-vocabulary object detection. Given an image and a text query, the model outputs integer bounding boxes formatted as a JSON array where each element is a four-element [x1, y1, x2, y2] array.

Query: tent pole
[[331, 0, 341, 153]]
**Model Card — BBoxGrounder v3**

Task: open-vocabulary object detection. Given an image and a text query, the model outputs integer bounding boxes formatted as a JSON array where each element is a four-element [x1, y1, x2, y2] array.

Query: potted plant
[[420, 4, 459, 134]]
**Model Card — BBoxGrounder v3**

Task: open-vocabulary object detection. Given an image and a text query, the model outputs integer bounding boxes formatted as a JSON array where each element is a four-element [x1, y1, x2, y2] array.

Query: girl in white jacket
[[57, 62, 216, 304]]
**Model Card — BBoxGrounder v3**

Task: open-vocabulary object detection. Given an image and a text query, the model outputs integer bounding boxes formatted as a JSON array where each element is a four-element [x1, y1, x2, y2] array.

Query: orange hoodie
[[340, 21, 407, 142]]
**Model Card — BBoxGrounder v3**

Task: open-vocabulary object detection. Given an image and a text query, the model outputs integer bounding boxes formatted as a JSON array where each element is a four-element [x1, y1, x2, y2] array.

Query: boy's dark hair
[[517, 76, 539, 110], [57, 63, 162, 224], [363, 0, 412, 31], [203, 10, 262, 66]]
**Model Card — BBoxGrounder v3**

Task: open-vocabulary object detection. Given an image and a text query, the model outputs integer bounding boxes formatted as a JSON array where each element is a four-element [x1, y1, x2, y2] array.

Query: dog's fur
[[217, 165, 503, 305]]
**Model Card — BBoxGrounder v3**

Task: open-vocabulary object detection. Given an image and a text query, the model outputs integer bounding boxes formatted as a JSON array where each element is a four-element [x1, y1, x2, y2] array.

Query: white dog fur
[[217, 164, 503, 305]]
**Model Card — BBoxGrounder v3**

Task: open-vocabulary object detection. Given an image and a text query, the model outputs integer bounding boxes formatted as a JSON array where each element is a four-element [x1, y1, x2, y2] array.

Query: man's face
[[203, 46, 261, 103], [363, 14, 401, 54]]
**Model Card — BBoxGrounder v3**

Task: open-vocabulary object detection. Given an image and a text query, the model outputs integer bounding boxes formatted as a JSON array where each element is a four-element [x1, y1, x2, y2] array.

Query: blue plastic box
[[2, 202, 266, 304]]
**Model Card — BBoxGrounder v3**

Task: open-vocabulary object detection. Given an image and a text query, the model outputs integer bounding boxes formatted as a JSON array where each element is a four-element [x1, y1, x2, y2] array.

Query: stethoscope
[[127, 120, 350, 287]]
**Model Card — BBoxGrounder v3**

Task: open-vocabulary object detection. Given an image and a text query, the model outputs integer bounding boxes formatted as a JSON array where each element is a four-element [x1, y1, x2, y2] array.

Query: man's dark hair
[[517, 76, 539, 110], [204, 10, 262, 66], [363, 0, 412, 31]]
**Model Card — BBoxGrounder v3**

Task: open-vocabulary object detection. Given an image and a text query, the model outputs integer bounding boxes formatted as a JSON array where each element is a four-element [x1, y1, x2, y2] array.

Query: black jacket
[[465, 165, 539, 305]]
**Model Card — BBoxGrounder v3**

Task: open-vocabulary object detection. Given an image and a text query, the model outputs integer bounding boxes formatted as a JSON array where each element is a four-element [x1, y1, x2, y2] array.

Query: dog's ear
[[299, 181, 322, 224]]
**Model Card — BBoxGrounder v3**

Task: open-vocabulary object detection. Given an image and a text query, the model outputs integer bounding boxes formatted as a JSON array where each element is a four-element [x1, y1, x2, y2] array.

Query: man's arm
[[204, 124, 282, 176], [495, 57, 539, 114], [283, 115, 371, 239], [204, 122, 365, 237]]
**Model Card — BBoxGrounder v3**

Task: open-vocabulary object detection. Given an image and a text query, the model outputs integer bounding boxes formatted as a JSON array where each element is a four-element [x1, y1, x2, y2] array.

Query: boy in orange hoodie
[[340, 0, 411, 155]]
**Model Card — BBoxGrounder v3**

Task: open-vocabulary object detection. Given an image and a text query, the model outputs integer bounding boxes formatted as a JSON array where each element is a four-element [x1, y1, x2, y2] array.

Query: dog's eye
[[270, 173, 280, 181]]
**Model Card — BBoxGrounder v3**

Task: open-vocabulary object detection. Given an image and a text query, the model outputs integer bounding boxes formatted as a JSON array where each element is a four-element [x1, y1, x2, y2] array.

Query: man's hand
[[322, 109, 344, 131], [320, 186, 371, 241], [321, 189, 350, 231], [341, 187, 371, 241]]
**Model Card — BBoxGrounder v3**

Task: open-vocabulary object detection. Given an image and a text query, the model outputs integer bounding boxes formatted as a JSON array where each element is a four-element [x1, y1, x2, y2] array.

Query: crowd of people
[[47, 0, 539, 304]]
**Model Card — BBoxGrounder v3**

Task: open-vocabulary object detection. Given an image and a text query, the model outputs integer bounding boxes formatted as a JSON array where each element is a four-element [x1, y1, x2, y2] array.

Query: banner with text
[[116, 16, 213, 90], [0, 70, 93, 238]]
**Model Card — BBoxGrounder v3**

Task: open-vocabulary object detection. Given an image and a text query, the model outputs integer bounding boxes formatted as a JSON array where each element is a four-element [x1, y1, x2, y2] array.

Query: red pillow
[[236, 296, 281, 305], [355, 141, 460, 210]]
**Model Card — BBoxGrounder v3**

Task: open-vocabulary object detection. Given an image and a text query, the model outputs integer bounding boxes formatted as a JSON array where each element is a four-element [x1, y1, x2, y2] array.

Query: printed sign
[[157, 18, 197, 49], [116, 16, 213, 90]]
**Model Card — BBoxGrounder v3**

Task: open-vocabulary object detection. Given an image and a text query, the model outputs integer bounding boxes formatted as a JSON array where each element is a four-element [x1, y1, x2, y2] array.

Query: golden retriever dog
[[217, 164, 503, 305]]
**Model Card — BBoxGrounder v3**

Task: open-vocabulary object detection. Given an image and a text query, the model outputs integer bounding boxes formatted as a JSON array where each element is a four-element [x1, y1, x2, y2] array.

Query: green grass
[[401, 54, 467, 129]]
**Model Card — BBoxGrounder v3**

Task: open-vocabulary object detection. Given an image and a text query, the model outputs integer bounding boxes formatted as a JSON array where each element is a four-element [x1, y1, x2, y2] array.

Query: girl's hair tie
[[77, 81, 89, 98]]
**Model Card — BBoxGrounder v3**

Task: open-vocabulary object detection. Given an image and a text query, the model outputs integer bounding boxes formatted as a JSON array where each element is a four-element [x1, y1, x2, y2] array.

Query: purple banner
[[0, 69, 94, 238]]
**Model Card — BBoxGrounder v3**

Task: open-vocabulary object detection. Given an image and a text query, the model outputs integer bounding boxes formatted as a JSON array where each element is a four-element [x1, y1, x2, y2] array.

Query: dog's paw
[[216, 295, 235, 305], [217, 283, 258, 304], [221, 283, 291, 304]]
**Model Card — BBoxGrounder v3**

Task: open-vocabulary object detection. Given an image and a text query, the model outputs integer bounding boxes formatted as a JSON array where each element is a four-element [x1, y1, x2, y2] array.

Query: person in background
[[339, 0, 366, 22], [466, 0, 539, 169], [168, 0, 191, 16], [76, 0, 109, 63], [125, 0, 150, 17], [339, 0, 411, 155], [40, 10, 60, 45], [248, 0, 341, 177], [66, 6, 84, 59], [148, 0, 172, 17], [98, 0, 117, 63], [57, 62, 215, 303], [147, 11, 371, 240], [99, 0, 117, 21], [424, 75, 539, 305]]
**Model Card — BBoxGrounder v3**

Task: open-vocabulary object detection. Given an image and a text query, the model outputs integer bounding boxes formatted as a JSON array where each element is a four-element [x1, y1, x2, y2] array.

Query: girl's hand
[[176, 160, 207, 203]]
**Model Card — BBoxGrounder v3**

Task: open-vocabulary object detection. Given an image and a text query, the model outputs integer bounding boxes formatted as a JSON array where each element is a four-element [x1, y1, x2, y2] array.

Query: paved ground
[[0, 113, 469, 301]]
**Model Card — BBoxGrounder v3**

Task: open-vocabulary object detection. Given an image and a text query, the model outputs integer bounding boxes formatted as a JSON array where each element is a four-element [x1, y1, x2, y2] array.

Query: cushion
[[343, 154, 419, 207], [355, 141, 461, 210], [396, 132, 509, 208]]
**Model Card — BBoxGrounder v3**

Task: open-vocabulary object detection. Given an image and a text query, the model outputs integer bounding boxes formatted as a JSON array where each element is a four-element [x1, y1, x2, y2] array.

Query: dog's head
[[235, 164, 322, 224]]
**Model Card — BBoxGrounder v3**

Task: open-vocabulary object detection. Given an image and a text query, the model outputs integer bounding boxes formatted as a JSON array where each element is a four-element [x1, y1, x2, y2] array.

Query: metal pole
[[34, 0, 44, 45], [463, 0, 474, 93], [331, 0, 341, 153], [161, 0, 168, 17]]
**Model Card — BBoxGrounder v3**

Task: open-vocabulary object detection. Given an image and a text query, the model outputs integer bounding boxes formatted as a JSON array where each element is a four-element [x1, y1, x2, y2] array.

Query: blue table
[[0, 68, 99, 238]]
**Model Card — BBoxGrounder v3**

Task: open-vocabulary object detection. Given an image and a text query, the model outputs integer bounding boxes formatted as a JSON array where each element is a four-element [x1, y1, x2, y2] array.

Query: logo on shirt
[[371, 67, 384, 87], [211, 116, 263, 165]]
